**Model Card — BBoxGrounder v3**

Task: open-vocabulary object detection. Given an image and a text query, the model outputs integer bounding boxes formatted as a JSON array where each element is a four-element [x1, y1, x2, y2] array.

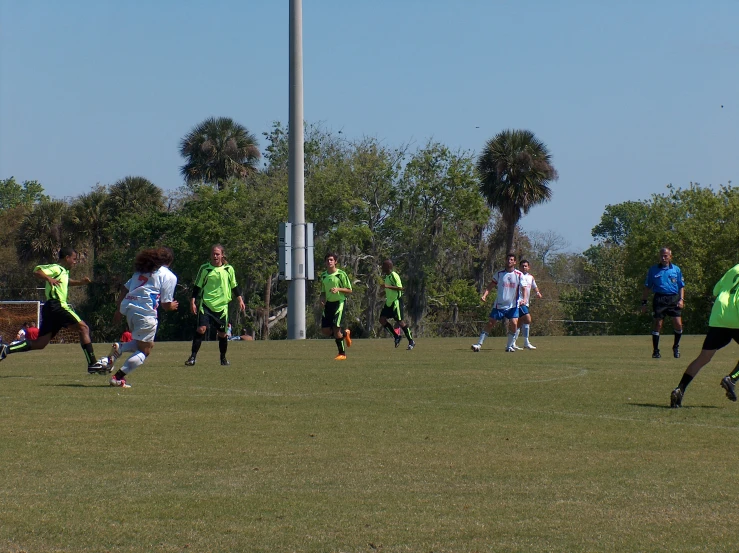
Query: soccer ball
[[97, 356, 110, 371]]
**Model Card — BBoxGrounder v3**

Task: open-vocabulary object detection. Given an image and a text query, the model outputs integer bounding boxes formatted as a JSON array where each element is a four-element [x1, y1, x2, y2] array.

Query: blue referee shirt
[[645, 263, 685, 295]]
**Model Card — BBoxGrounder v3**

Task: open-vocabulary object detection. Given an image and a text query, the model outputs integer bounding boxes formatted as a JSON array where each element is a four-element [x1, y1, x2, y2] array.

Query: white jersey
[[520, 273, 537, 307], [493, 269, 523, 310], [120, 266, 178, 318]]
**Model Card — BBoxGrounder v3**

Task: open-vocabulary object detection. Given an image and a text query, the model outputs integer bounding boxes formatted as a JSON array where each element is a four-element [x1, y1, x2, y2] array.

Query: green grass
[[1, 335, 739, 552]]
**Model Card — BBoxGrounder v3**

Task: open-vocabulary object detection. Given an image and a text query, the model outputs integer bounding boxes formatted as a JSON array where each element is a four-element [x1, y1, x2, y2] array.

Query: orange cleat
[[344, 329, 352, 347], [334, 353, 347, 360]]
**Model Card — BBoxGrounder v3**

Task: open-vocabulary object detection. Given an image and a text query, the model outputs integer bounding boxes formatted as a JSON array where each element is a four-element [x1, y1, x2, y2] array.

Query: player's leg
[[651, 317, 664, 358], [505, 314, 519, 352], [671, 327, 727, 407], [473, 310, 500, 351], [672, 315, 683, 358], [185, 306, 210, 365]]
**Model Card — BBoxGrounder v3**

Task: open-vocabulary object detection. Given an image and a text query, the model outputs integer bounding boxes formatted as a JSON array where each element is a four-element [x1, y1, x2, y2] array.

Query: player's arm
[[481, 279, 497, 302], [677, 270, 685, 307], [232, 287, 246, 312], [190, 285, 202, 315], [384, 274, 404, 291], [112, 284, 129, 324], [531, 277, 542, 298], [520, 285, 530, 306], [34, 266, 60, 287], [69, 276, 92, 286], [160, 279, 179, 312]]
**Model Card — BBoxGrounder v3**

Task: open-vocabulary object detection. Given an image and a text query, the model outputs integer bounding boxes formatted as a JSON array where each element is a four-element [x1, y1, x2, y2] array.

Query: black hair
[[58, 246, 76, 260]]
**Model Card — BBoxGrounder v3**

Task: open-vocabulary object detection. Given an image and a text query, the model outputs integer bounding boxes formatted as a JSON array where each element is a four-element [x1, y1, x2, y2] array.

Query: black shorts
[[322, 300, 345, 329], [380, 300, 404, 322], [197, 304, 228, 333], [701, 327, 739, 351], [652, 294, 681, 320], [39, 299, 82, 338]]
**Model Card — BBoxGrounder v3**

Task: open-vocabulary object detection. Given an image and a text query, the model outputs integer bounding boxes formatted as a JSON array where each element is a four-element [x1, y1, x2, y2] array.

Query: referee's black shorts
[[652, 293, 681, 319]]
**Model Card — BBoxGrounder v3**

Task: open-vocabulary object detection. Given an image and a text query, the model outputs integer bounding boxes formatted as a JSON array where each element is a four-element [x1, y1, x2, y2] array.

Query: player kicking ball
[[106, 248, 178, 388]]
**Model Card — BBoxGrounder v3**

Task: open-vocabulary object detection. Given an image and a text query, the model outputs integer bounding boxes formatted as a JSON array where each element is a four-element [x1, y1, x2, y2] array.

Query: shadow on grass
[[629, 402, 720, 410]]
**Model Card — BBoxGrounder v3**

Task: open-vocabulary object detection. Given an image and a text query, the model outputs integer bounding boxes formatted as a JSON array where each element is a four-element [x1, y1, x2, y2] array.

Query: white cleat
[[109, 377, 131, 388], [471, 344, 481, 352], [524, 343, 537, 350], [511, 344, 523, 351]]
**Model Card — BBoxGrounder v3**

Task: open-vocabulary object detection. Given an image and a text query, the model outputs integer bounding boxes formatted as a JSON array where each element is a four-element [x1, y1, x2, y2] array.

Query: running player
[[670, 262, 739, 407], [472, 253, 523, 353], [0, 246, 105, 373], [379, 259, 415, 350], [511, 259, 542, 350], [320, 252, 353, 360], [107, 247, 179, 388]]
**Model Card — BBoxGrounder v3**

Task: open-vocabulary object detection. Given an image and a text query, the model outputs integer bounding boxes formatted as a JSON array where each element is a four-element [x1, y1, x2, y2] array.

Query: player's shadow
[[629, 402, 720, 410]]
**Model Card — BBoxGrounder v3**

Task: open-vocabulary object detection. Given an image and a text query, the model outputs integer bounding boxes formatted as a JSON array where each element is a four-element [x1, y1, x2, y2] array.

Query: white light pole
[[287, 0, 306, 339]]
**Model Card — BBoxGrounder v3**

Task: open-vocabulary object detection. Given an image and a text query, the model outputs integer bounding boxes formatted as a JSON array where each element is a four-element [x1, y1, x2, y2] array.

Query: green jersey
[[194, 262, 238, 313], [709, 264, 739, 329], [384, 271, 403, 306], [320, 268, 352, 302], [35, 263, 71, 306]]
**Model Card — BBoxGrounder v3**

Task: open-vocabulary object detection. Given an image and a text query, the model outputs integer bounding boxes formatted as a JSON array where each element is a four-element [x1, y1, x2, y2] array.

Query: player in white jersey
[[472, 253, 523, 352], [511, 259, 542, 350], [107, 248, 179, 388]]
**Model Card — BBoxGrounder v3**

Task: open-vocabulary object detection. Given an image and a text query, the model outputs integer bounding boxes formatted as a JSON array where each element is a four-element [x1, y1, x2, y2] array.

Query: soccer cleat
[[109, 377, 131, 388], [511, 344, 523, 351], [670, 387, 683, 408], [721, 376, 737, 402], [108, 342, 121, 366], [87, 361, 107, 375], [184, 356, 197, 366], [0, 343, 7, 361], [344, 329, 352, 347], [407, 341, 415, 351], [394, 333, 402, 348], [524, 343, 537, 350], [673, 346, 680, 359], [652, 350, 661, 359], [220, 358, 231, 366], [334, 353, 347, 360], [505, 347, 515, 353], [471, 344, 481, 352]]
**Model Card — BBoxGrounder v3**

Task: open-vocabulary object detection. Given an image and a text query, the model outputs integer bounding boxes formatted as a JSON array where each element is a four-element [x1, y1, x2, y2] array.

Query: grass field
[[1, 335, 739, 552]]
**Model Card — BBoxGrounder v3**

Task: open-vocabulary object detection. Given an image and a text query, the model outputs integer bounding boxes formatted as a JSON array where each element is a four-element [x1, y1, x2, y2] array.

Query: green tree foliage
[[180, 117, 261, 190], [0, 177, 48, 210], [477, 129, 558, 253]]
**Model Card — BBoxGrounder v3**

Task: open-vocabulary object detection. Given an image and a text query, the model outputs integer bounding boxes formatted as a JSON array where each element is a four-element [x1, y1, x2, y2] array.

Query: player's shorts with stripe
[[38, 299, 82, 338], [489, 306, 520, 321], [380, 300, 403, 321], [518, 305, 530, 316], [701, 327, 739, 351], [652, 293, 681, 319], [126, 311, 159, 343], [322, 300, 345, 329], [197, 304, 229, 333]]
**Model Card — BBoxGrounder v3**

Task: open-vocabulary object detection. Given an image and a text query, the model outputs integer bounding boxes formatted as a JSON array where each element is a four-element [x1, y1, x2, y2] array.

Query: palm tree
[[68, 186, 111, 269], [179, 117, 261, 190], [107, 176, 164, 215], [16, 200, 69, 263], [477, 129, 558, 254]]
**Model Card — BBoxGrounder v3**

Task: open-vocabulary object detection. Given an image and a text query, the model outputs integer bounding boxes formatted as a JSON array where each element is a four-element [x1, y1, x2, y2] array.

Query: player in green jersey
[[319, 252, 353, 360], [184, 244, 246, 366], [379, 259, 414, 350], [670, 263, 739, 407], [0, 246, 105, 374]]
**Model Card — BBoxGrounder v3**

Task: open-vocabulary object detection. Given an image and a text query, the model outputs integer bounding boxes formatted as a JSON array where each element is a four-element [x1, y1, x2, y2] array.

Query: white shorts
[[125, 311, 158, 343]]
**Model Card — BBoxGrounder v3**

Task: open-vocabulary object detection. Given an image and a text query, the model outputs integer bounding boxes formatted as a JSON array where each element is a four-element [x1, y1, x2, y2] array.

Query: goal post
[[0, 301, 41, 344]]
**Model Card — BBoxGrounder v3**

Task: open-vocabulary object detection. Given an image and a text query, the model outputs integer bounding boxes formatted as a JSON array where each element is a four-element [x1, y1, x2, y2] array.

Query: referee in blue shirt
[[641, 247, 685, 358]]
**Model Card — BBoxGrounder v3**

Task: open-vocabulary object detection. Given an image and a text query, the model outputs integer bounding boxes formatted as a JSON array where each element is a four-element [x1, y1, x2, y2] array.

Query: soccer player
[[0, 246, 105, 373], [107, 248, 179, 388], [511, 259, 542, 350], [184, 244, 246, 366], [320, 252, 353, 360], [670, 262, 739, 408], [472, 253, 523, 353], [641, 247, 685, 359], [379, 259, 415, 350]]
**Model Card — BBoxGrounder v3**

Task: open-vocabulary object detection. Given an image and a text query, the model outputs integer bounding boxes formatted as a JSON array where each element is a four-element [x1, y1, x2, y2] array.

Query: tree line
[[1, 118, 734, 341]]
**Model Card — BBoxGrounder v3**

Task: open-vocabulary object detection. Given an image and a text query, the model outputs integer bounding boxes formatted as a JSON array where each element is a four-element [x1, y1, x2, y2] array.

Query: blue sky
[[1, 1, 737, 253]]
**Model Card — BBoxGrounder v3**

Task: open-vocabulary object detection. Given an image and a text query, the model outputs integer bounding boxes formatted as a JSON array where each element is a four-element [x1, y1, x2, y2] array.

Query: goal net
[[0, 301, 79, 345]]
